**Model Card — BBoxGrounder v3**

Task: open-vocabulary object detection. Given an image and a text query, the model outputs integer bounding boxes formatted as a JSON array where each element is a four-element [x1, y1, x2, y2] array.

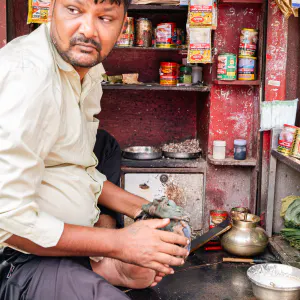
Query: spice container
[[278, 124, 298, 155], [192, 65, 203, 84], [234, 139, 247, 160], [136, 18, 152, 48], [116, 17, 135, 47], [156, 23, 177, 48], [217, 53, 237, 80], [160, 62, 178, 86], [210, 210, 229, 229], [239, 28, 258, 57], [179, 66, 192, 85], [213, 140, 226, 160], [238, 56, 257, 81]]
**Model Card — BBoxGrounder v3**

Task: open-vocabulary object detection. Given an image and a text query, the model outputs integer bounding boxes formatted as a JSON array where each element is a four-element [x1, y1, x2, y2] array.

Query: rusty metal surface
[[123, 173, 204, 230], [0, 0, 6, 48]]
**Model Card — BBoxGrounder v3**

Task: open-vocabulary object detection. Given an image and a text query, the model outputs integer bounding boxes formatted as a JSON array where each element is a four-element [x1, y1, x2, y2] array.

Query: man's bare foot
[[90, 258, 165, 289]]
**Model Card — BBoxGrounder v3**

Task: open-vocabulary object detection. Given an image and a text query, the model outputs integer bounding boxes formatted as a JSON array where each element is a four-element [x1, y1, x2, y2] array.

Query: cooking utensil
[[190, 218, 232, 253], [223, 258, 278, 264], [247, 263, 300, 300], [221, 213, 269, 257], [122, 146, 162, 160], [163, 151, 201, 159]]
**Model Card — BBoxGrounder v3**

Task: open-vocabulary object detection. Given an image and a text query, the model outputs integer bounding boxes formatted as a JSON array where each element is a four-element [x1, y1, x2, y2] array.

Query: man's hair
[[94, 0, 132, 11]]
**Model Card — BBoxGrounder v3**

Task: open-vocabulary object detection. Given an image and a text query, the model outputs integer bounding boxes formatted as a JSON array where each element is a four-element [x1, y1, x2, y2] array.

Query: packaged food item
[[189, 0, 213, 27], [160, 62, 178, 86], [291, 128, 300, 159], [116, 17, 135, 47], [107, 75, 123, 84], [238, 56, 257, 81], [278, 124, 298, 155], [212, 0, 218, 29], [239, 28, 258, 57], [28, 0, 51, 24], [210, 210, 229, 229], [122, 74, 141, 84], [217, 54, 237, 80], [176, 28, 185, 46], [136, 18, 153, 48], [187, 28, 212, 64], [156, 23, 177, 48]]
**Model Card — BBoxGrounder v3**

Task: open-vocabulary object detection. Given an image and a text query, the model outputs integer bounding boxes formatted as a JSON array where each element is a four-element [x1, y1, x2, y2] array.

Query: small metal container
[[247, 264, 300, 300], [122, 146, 162, 160], [162, 151, 201, 159]]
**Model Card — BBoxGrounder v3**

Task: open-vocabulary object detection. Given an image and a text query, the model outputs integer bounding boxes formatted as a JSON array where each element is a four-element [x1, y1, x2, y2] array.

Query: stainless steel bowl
[[122, 146, 162, 160], [247, 264, 300, 300], [163, 151, 201, 159]]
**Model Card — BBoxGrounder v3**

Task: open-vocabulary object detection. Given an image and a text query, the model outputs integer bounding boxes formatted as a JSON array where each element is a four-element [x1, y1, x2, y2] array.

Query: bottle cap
[[214, 140, 226, 147], [234, 139, 247, 146]]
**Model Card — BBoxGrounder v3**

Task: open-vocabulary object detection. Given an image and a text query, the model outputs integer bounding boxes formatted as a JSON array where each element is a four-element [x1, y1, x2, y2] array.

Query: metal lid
[[213, 140, 226, 146], [234, 139, 247, 146], [238, 56, 257, 60], [241, 28, 258, 32]]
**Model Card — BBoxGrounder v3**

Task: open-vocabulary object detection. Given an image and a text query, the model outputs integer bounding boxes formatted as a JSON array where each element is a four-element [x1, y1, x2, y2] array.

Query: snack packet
[[188, 0, 213, 27], [28, 0, 51, 24]]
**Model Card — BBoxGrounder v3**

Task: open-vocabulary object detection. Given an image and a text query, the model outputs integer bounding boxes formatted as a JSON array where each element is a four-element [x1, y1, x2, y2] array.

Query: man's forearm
[[99, 181, 148, 219], [5, 223, 119, 257]]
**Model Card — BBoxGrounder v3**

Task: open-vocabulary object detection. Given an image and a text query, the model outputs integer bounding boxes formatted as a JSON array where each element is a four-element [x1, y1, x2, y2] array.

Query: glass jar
[[234, 139, 247, 160], [179, 66, 192, 85]]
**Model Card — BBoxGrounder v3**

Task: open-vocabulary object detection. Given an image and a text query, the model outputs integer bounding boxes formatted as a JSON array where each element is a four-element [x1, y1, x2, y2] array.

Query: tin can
[[239, 28, 258, 57], [136, 18, 153, 48], [238, 56, 257, 81], [176, 28, 185, 46], [291, 128, 300, 159], [156, 23, 177, 48], [160, 62, 178, 86], [278, 124, 299, 155], [116, 17, 134, 47], [209, 210, 229, 229], [217, 53, 237, 80]]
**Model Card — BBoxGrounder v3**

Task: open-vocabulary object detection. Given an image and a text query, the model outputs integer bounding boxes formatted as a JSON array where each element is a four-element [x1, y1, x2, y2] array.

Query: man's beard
[[53, 35, 103, 68]]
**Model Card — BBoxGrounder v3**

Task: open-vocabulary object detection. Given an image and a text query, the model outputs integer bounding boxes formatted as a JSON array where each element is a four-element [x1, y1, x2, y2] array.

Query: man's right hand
[[113, 218, 189, 274]]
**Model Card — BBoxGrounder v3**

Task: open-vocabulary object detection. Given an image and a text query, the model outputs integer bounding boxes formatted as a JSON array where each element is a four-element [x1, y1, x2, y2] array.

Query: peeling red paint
[[0, 0, 6, 48]]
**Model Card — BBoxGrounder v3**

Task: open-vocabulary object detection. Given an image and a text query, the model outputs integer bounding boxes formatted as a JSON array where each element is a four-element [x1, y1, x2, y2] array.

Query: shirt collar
[[45, 23, 105, 82]]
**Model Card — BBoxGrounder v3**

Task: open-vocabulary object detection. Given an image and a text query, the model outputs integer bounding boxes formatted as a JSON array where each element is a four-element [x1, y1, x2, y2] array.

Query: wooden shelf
[[219, 0, 263, 4], [271, 150, 300, 174], [214, 80, 261, 86], [122, 157, 206, 172], [208, 155, 257, 167], [113, 46, 187, 54], [128, 4, 188, 11], [102, 83, 210, 92]]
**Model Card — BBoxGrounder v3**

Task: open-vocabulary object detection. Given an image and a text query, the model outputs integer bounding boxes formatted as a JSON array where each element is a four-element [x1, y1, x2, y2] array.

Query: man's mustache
[[70, 35, 102, 52]]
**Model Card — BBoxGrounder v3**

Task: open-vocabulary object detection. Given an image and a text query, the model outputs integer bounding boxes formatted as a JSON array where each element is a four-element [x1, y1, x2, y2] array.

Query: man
[[0, 0, 190, 299]]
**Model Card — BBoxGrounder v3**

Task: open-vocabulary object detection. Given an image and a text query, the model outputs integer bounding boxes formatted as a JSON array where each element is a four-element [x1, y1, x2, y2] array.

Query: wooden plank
[[213, 80, 261, 86], [121, 167, 205, 174], [122, 157, 206, 169], [102, 83, 210, 92], [128, 4, 188, 11], [207, 155, 257, 167], [269, 236, 300, 268], [266, 154, 277, 237], [272, 150, 300, 174]]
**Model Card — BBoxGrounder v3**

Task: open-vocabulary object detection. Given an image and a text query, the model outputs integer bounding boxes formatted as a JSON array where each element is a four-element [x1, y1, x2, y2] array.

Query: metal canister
[[291, 128, 300, 159], [217, 53, 237, 80], [116, 17, 134, 47], [209, 210, 229, 229], [160, 62, 178, 86], [136, 18, 153, 48], [156, 23, 177, 48], [238, 56, 257, 81], [239, 28, 258, 57]]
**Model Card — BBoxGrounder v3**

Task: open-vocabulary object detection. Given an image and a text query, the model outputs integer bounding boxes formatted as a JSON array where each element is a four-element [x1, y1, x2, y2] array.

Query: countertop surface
[[126, 248, 277, 300]]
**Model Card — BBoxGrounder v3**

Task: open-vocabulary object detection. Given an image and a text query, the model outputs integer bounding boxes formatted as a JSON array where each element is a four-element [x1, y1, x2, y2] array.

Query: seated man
[[0, 0, 189, 299]]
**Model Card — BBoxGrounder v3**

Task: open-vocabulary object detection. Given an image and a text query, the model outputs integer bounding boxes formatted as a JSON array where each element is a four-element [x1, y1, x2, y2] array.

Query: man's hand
[[113, 218, 189, 274]]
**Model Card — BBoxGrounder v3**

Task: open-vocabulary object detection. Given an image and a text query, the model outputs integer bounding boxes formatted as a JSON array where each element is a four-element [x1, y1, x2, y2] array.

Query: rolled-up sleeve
[[0, 67, 64, 248]]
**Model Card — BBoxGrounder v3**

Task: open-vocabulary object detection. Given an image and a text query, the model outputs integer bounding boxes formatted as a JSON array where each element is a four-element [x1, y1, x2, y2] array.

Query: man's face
[[50, 0, 125, 69]]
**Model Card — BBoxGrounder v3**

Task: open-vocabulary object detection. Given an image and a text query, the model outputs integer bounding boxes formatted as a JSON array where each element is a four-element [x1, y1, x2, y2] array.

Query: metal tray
[[123, 146, 162, 160], [163, 151, 201, 159]]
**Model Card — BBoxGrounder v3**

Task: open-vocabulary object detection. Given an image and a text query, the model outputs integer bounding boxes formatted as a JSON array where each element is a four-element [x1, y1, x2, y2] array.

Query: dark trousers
[[0, 130, 128, 299], [95, 129, 124, 228]]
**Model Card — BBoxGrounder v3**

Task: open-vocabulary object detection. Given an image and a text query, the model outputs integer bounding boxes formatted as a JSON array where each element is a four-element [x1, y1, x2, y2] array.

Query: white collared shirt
[[0, 23, 106, 248]]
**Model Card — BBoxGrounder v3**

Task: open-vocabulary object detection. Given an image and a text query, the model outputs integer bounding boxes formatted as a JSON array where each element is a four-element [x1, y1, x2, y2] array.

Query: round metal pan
[[123, 146, 162, 160], [163, 151, 201, 159]]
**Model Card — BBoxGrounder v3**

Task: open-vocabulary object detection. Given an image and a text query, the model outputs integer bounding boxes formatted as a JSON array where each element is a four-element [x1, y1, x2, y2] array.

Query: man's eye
[[99, 17, 112, 23], [67, 7, 80, 15]]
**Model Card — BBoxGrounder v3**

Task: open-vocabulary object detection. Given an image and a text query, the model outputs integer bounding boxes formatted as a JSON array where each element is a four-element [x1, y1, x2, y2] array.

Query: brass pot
[[221, 213, 269, 257]]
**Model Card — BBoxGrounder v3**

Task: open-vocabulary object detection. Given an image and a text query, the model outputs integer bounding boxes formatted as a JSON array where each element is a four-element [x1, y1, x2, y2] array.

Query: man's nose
[[78, 15, 97, 39]]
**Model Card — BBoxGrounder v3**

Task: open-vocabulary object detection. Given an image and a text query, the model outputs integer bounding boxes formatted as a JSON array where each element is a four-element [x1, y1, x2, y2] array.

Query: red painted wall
[[0, 0, 6, 48]]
